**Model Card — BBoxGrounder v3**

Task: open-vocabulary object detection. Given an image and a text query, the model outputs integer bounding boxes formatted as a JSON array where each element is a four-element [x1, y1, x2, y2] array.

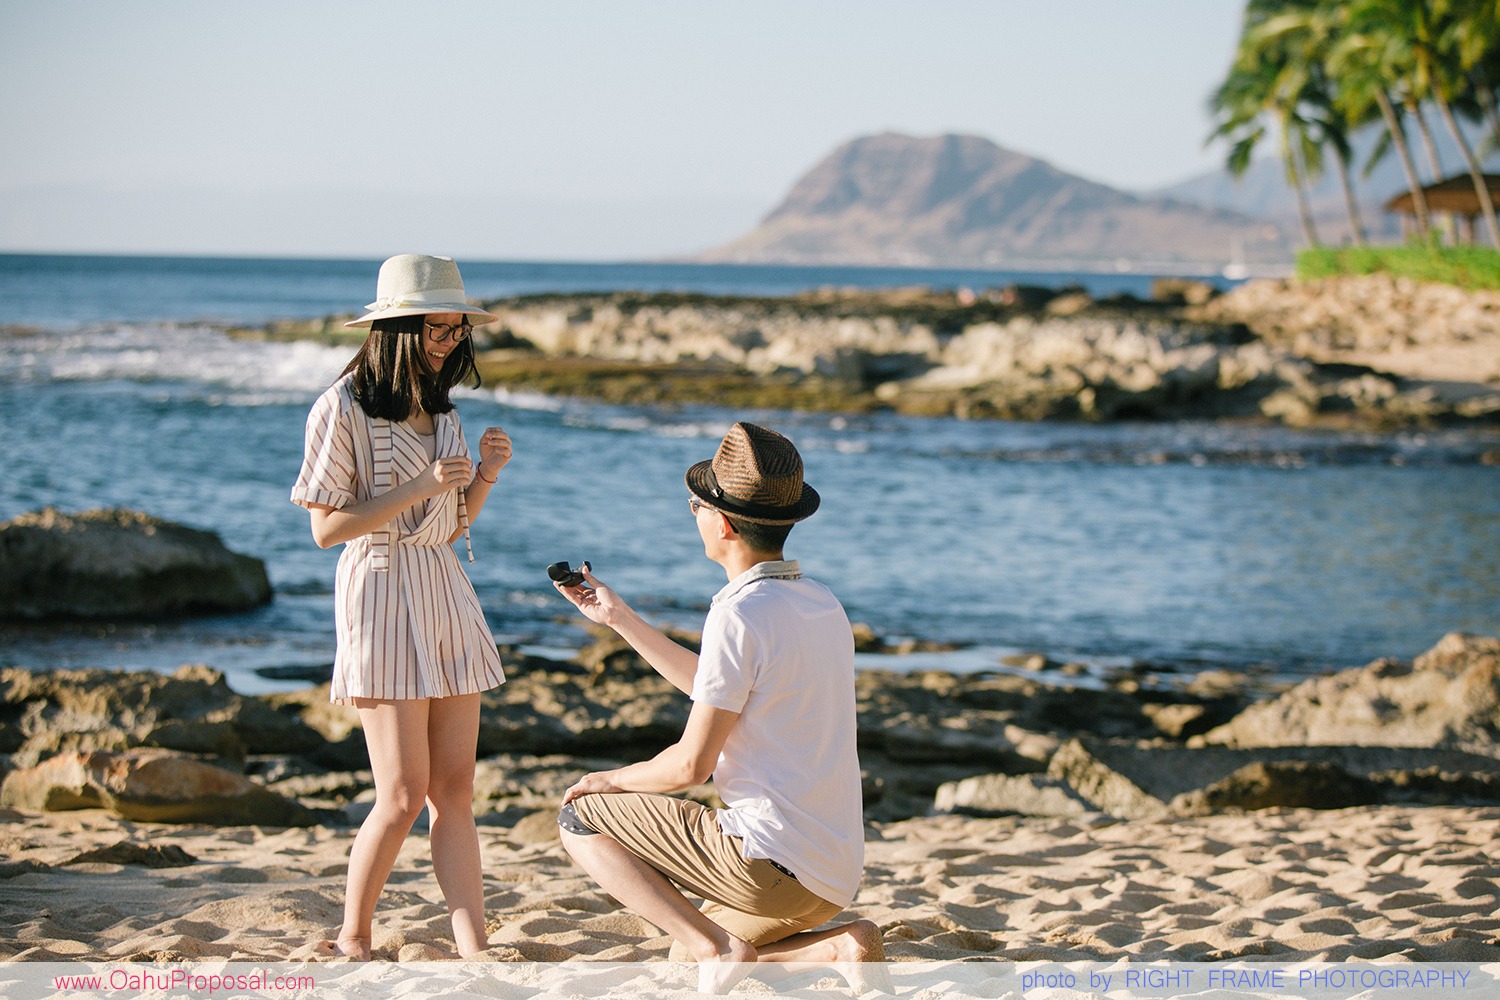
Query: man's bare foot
[[697, 937, 758, 995], [830, 921, 892, 996], [313, 936, 371, 961], [831, 919, 885, 962]]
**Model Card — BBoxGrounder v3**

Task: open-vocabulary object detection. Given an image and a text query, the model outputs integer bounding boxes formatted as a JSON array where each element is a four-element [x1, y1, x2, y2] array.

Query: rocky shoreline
[[4, 506, 1496, 827], [245, 275, 1500, 432], [3, 633, 1498, 964], [3, 631, 1497, 835]]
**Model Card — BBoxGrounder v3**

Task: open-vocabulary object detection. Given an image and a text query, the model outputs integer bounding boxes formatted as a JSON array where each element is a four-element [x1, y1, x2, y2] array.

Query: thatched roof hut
[[1385, 174, 1500, 242]]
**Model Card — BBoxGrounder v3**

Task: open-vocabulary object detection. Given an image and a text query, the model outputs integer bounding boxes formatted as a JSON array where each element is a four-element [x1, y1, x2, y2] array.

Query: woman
[[291, 254, 510, 959]]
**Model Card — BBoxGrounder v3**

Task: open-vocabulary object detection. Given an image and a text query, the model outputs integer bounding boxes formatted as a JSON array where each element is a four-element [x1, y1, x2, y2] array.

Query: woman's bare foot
[[313, 936, 371, 961]]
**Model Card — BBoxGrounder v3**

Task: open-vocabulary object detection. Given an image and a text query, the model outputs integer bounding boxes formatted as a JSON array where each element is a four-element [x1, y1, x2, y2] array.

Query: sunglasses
[[423, 321, 472, 343]]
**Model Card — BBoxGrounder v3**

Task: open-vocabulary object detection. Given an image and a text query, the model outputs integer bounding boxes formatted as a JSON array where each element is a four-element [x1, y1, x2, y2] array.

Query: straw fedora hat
[[686, 422, 821, 525], [345, 254, 499, 328]]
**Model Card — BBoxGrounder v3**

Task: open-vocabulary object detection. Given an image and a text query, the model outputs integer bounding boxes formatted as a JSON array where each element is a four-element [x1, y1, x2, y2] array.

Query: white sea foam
[[0, 324, 353, 399], [557, 409, 732, 440], [489, 387, 565, 411]]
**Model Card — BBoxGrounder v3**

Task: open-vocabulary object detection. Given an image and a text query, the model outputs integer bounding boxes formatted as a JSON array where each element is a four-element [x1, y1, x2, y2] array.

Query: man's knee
[[557, 800, 599, 837]]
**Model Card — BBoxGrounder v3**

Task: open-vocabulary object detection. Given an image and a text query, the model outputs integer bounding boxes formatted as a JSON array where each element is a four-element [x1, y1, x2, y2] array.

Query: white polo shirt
[[691, 560, 863, 908]]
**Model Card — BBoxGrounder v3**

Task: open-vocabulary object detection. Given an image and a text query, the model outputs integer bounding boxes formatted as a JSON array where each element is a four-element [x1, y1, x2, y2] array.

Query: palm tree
[[1214, 0, 1500, 247], [1440, 0, 1500, 148], [1436, 0, 1500, 243], [1210, 0, 1325, 247], [1328, 21, 1434, 236], [1247, 5, 1369, 244], [1319, 100, 1370, 246], [1349, 0, 1500, 246]]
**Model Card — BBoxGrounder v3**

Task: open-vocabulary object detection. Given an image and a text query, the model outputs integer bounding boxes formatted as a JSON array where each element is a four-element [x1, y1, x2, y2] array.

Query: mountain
[[699, 133, 1294, 270]]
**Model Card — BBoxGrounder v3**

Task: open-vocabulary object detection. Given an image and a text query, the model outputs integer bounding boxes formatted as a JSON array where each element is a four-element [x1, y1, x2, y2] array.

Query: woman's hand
[[554, 565, 629, 629], [562, 770, 623, 804], [476, 427, 512, 483], [419, 456, 474, 498]]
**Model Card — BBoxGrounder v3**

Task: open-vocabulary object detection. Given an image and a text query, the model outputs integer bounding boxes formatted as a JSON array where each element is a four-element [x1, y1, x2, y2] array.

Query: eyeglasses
[[424, 321, 472, 344], [688, 496, 713, 515]]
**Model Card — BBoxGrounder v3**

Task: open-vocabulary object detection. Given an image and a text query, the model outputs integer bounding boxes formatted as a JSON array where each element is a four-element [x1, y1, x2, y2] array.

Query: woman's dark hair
[[340, 315, 482, 420]]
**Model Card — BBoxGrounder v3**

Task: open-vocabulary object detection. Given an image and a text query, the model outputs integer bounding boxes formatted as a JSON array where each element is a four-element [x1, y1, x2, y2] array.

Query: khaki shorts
[[567, 792, 843, 947]]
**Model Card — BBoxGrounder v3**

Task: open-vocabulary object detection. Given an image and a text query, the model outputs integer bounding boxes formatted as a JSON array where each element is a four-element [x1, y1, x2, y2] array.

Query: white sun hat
[[345, 254, 499, 328]]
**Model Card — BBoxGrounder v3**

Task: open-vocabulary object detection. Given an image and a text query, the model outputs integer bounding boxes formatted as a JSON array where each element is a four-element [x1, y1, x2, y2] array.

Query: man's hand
[[562, 770, 623, 804], [552, 565, 700, 695], [553, 565, 629, 629]]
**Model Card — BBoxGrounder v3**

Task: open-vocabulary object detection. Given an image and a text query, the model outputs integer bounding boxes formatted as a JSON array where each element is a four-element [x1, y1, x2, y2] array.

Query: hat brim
[[345, 303, 499, 329], [685, 459, 821, 525]]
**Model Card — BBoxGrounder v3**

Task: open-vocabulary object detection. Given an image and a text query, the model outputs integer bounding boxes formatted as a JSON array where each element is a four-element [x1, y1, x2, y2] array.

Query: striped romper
[[291, 376, 506, 704]]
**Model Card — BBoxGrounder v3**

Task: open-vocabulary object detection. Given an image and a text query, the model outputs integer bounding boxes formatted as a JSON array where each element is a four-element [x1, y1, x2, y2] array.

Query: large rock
[[1193, 275, 1500, 422], [63, 841, 196, 868], [1195, 275, 1500, 382], [934, 773, 1093, 818], [1, 664, 326, 767], [855, 667, 1159, 765], [1199, 633, 1500, 749], [896, 316, 1266, 419], [1045, 736, 1500, 818], [0, 508, 271, 620], [1047, 738, 1170, 820], [477, 665, 689, 757], [1170, 761, 1380, 815], [488, 294, 947, 384], [0, 749, 316, 826], [260, 686, 368, 770]]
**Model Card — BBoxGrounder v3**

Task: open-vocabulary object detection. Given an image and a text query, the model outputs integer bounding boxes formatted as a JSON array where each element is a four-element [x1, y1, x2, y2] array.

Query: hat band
[[702, 467, 805, 521], [365, 287, 470, 311]]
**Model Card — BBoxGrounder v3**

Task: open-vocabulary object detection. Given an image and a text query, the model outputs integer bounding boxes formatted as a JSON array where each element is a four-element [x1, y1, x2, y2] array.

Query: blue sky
[[0, 1, 1247, 259]]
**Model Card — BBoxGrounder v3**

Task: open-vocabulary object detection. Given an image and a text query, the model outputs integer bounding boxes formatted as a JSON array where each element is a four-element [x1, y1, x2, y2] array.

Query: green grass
[[1297, 242, 1500, 290]]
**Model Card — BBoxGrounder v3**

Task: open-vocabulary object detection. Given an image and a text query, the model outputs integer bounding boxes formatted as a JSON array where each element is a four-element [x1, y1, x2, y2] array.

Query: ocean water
[[1, 254, 1497, 695], [0, 253, 1183, 329]]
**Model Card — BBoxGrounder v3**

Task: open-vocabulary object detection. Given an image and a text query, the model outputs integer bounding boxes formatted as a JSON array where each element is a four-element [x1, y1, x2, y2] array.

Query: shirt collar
[[713, 559, 803, 604]]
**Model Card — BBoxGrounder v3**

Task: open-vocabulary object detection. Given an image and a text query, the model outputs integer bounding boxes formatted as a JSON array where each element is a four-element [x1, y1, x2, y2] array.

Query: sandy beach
[[3, 800, 1497, 965], [4, 633, 1500, 978]]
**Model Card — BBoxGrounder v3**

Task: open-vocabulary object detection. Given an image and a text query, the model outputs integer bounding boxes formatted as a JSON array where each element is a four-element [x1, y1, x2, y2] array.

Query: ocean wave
[[0, 324, 352, 398], [558, 409, 735, 440], [489, 387, 566, 411]]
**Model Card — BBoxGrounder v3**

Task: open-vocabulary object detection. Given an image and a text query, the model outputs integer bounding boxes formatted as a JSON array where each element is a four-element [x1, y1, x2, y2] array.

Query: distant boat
[[1222, 239, 1249, 280]]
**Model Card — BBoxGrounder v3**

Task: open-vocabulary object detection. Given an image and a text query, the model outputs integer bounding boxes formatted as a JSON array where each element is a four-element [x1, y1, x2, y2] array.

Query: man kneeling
[[552, 423, 885, 993]]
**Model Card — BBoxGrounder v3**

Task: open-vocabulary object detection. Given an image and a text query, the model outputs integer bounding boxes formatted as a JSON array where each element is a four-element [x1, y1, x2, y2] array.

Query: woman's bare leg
[[425, 693, 487, 957], [330, 698, 432, 959]]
